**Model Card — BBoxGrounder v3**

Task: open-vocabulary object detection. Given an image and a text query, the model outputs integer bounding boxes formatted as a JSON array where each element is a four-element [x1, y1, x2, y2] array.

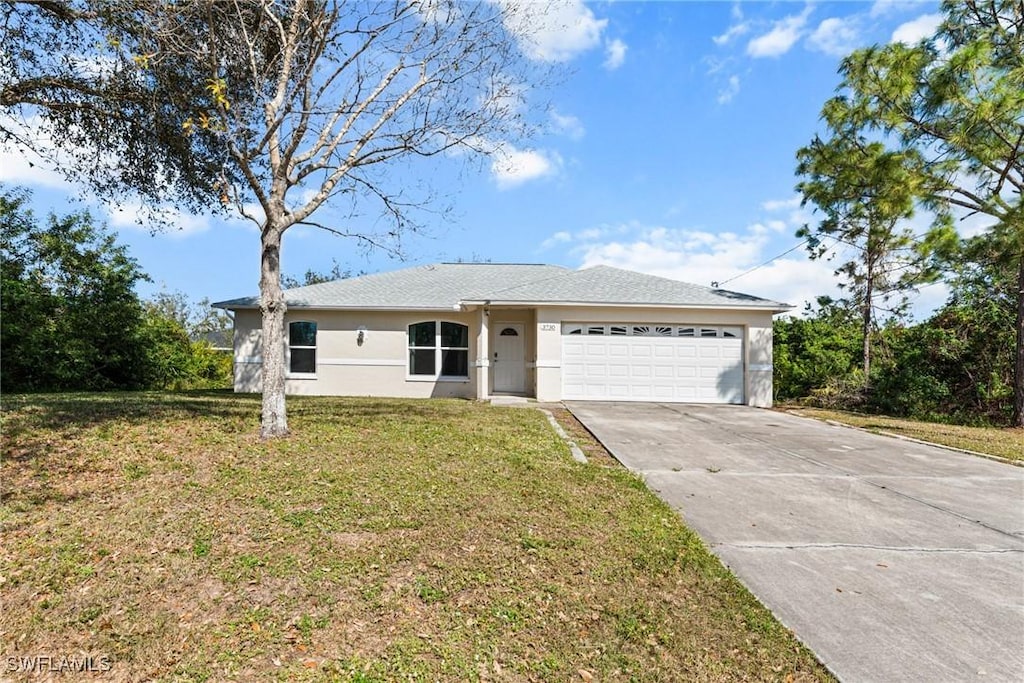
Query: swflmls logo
[[5, 655, 112, 673]]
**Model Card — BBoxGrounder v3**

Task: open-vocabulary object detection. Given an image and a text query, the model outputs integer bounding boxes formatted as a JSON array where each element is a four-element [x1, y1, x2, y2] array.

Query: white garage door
[[561, 323, 744, 403]]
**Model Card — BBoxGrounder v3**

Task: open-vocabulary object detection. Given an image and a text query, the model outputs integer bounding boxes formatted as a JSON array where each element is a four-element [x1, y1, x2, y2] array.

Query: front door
[[493, 323, 525, 393]]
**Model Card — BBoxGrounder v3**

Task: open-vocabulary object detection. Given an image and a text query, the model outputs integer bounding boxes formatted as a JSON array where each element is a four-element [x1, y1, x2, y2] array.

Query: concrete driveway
[[566, 402, 1024, 683]]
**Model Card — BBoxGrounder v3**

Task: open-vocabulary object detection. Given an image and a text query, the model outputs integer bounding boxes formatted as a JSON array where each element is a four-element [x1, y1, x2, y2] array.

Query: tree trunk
[[260, 229, 288, 438], [862, 268, 873, 387], [1013, 251, 1024, 427]]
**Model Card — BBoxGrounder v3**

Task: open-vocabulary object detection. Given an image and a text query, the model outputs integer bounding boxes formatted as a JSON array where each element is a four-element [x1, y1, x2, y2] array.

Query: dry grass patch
[[783, 407, 1024, 463], [2, 393, 830, 681]]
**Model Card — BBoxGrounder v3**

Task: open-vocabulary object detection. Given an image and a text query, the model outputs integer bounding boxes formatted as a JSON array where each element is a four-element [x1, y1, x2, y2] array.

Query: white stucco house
[[213, 263, 791, 405]]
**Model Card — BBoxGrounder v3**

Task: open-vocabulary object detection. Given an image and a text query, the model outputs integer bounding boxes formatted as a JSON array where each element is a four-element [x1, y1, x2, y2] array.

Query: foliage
[[795, 123, 956, 383], [775, 247, 1016, 424], [0, 189, 231, 392], [281, 259, 360, 289], [145, 289, 233, 341], [0, 189, 150, 391], [135, 307, 233, 391], [773, 299, 862, 402], [871, 235, 1016, 423], [0, 2, 234, 220], [824, 0, 1023, 423]]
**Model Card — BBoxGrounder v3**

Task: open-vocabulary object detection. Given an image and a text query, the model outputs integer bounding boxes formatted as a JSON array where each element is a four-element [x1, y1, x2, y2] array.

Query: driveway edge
[[814, 417, 1022, 468]]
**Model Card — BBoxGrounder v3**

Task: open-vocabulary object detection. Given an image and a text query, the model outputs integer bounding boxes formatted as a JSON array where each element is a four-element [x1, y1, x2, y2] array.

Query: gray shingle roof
[[213, 263, 790, 311], [476, 265, 788, 308], [212, 263, 569, 310]]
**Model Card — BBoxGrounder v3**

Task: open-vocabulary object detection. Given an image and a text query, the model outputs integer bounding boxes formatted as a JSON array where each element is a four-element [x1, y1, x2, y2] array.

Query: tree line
[[0, 189, 232, 393], [778, 0, 1022, 427]]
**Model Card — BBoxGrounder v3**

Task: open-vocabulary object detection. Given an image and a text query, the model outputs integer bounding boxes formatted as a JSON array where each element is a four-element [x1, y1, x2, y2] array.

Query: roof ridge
[[582, 263, 752, 297], [476, 267, 578, 298], [439, 262, 559, 267]]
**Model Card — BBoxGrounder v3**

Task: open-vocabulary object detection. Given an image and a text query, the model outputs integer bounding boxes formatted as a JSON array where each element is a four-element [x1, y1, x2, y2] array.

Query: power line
[[711, 238, 816, 289]]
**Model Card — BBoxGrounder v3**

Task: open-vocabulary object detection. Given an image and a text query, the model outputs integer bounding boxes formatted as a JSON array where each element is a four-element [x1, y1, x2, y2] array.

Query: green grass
[[1, 392, 831, 681], [784, 407, 1024, 463]]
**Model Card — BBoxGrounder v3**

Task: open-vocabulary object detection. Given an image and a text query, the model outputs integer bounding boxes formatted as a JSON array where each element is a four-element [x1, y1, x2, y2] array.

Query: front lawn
[[1, 393, 830, 681], [783, 407, 1024, 463]]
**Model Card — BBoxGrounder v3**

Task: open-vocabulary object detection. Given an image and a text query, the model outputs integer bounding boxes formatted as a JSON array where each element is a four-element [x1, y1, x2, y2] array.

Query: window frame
[[407, 320, 470, 382], [287, 320, 318, 378]]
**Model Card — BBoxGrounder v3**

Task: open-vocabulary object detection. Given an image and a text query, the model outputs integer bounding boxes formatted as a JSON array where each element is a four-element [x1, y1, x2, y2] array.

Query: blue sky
[[2, 0, 957, 316]]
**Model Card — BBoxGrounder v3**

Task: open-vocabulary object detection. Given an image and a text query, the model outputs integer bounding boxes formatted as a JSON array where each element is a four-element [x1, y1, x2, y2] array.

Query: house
[[213, 263, 791, 405]]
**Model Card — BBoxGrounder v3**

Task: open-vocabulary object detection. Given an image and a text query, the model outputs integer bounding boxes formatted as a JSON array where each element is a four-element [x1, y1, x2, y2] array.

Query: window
[[288, 321, 317, 374], [408, 321, 469, 379], [587, 325, 606, 335], [633, 325, 671, 336], [500, 327, 519, 336], [700, 328, 718, 338]]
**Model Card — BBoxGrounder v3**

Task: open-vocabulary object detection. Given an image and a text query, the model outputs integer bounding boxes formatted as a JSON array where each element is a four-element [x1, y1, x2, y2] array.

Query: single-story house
[[213, 263, 791, 405]]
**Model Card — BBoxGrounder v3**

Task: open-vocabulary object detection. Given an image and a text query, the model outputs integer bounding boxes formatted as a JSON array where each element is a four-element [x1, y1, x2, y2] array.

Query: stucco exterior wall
[[232, 305, 776, 406], [233, 308, 479, 398]]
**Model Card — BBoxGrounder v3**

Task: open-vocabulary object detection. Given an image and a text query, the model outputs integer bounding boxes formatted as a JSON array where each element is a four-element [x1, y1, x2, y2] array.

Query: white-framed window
[[408, 321, 469, 379], [288, 321, 317, 375]]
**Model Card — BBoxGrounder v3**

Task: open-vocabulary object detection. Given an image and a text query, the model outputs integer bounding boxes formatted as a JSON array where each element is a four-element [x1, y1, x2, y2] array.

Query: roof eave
[[212, 302, 465, 312], [462, 299, 792, 312]]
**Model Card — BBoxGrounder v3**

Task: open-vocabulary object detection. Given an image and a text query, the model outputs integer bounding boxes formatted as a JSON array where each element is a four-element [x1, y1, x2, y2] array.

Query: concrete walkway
[[567, 402, 1024, 683]]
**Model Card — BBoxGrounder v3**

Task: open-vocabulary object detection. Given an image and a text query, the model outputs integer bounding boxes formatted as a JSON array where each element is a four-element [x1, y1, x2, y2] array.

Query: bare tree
[[130, 0, 542, 437]]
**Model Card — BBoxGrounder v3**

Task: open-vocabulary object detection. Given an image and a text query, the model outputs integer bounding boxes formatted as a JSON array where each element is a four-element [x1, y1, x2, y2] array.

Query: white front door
[[493, 323, 526, 393]]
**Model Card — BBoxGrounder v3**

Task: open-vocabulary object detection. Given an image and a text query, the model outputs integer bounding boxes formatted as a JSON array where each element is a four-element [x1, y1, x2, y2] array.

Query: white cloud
[[0, 142, 69, 189], [105, 199, 211, 237], [0, 115, 81, 190], [550, 109, 585, 140], [540, 230, 572, 249], [603, 38, 627, 70], [807, 17, 861, 57], [491, 145, 561, 189], [761, 196, 802, 212], [713, 22, 750, 46], [499, 0, 607, 62], [567, 222, 838, 310], [746, 6, 813, 58], [703, 55, 734, 76], [870, 0, 929, 18], [891, 13, 942, 44], [717, 75, 740, 104]]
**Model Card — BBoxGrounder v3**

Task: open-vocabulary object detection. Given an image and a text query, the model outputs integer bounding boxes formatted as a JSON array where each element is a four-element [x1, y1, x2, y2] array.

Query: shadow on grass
[[0, 391, 483, 441], [1, 390, 257, 436]]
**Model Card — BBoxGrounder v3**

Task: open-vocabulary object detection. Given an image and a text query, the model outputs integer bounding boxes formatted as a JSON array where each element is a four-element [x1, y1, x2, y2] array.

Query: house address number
[[539, 323, 557, 332]]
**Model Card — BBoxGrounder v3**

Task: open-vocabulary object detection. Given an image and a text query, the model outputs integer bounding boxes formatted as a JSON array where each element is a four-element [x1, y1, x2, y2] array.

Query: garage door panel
[[676, 346, 697, 359], [630, 346, 652, 359], [608, 364, 629, 378], [561, 324, 745, 404], [653, 364, 675, 378], [631, 365, 652, 378], [653, 345, 674, 358], [608, 345, 629, 359]]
